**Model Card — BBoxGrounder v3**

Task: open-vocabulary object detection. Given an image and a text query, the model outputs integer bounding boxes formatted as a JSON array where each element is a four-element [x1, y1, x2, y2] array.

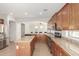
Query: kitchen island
[[16, 36, 36, 56]]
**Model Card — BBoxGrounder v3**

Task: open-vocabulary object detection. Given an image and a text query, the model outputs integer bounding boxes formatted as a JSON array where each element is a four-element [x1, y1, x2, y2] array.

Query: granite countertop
[[51, 37, 79, 56], [16, 36, 35, 43]]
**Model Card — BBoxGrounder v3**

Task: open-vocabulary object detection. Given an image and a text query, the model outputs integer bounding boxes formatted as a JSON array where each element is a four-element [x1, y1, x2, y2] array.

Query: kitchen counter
[[16, 36, 36, 56], [16, 36, 35, 43], [51, 37, 79, 56]]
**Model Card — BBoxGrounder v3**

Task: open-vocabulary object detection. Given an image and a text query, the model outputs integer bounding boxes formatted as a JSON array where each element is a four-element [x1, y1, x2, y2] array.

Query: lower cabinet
[[60, 48, 70, 56], [30, 36, 37, 55], [36, 34, 48, 43], [51, 40, 70, 56], [16, 36, 37, 56]]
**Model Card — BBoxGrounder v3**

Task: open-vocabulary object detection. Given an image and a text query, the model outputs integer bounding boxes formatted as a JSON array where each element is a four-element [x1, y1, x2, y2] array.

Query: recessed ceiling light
[[9, 12, 13, 15], [34, 26, 38, 29], [25, 12, 28, 15], [40, 25, 43, 29], [40, 12, 42, 15]]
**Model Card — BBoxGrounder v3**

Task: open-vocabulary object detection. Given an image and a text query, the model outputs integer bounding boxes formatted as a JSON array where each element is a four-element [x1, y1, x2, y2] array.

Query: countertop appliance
[[54, 31, 62, 38]]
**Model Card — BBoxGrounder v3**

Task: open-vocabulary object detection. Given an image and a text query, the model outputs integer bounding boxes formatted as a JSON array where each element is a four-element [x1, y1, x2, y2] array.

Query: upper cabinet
[[56, 11, 62, 29], [70, 4, 79, 30], [48, 14, 56, 29], [48, 3, 79, 30], [61, 4, 70, 30]]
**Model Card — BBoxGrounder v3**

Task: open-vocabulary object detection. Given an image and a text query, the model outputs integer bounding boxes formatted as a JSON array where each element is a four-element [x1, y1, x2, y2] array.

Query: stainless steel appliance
[[0, 33, 6, 50], [54, 31, 62, 38], [0, 19, 6, 50]]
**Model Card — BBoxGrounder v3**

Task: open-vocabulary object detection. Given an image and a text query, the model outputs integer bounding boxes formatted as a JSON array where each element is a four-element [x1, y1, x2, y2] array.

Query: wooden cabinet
[[51, 41, 55, 55], [31, 36, 37, 55], [48, 3, 79, 30], [48, 14, 57, 27], [50, 40, 70, 56], [61, 4, 70, 30], [64, 3, 79, 30], [60, 48, 70, 56], [56, 12, 62, 29], [51, 41, 61, 56], [16, 36, 37, 56], [53, 4, 71, 30], [36, 34, 48, 43], [69, 3, 79, 30]]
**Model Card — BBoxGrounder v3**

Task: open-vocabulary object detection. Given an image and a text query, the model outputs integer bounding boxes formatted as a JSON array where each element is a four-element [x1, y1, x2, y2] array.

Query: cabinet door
[[56, 12, 62, 29], [56, 44, 61, 56], [70, 3, 79, 30], [62, 4, 70, 30], [60, 48, 70, 56], [51, 41, 60, 56], [51, 40, 70, 56], [69, 3, 76, 30], [48, 18, 53, 26], [61, 51, 70, 56], [51, 41, 56, 55]]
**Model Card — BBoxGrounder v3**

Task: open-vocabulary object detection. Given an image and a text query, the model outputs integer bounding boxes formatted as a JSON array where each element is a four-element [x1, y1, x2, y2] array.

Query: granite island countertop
[[15, 36, 35, 56], [16, 36, 35, 43]]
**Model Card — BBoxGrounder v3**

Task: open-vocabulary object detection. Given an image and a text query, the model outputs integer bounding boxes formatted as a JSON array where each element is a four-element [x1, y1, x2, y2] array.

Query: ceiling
[[0, 3, 65, 22]]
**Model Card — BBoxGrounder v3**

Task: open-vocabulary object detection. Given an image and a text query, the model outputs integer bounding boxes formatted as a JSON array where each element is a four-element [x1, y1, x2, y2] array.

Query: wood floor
[[0, 42, 52, 56]]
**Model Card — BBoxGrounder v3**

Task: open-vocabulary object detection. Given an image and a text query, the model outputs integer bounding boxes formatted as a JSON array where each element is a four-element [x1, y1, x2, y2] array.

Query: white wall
[[25, 21, 47, 34], [25, 23, 30, 34], [9, 21, 16, 42], [16, 22, 21, 40], [9, 21, 21, 41]]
